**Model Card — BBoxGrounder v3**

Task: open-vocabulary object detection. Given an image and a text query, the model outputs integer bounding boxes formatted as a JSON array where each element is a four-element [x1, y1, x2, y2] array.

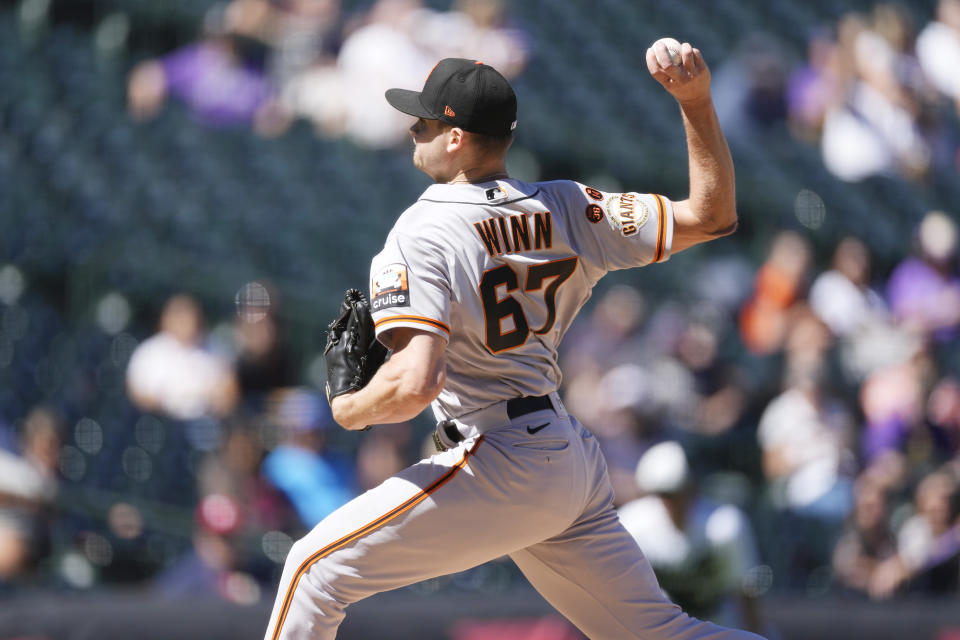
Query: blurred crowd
[[713, 0, 960, 184], [0, 279, 420, 605], [797, 0, 960, 183], [125, 0, 960, 181], [126, 0, 529, 148], [563, 207, 960, 615], [1, 0, 959, 632]]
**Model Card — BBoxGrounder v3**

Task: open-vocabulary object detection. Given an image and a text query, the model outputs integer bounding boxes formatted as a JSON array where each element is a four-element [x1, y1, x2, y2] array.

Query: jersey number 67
[[479, 256, 578, 353]]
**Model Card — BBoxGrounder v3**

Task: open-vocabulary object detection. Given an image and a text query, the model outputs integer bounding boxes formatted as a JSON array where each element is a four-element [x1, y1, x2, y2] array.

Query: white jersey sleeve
[[565, 182, 674, 273], [369, 226, 452, 343]]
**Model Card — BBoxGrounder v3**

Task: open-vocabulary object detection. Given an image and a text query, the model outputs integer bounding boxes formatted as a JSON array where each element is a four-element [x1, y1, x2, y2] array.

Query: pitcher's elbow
[[706, 209, 738, 237]]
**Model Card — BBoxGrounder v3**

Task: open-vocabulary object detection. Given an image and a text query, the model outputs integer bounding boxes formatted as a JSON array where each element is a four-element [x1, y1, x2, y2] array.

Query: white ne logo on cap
[[510, 120, 518, 130]]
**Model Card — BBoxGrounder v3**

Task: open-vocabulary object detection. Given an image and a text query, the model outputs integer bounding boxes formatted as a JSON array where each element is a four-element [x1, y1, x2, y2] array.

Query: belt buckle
[[432, 430, 448, 453], [433, 419, 460, 452]]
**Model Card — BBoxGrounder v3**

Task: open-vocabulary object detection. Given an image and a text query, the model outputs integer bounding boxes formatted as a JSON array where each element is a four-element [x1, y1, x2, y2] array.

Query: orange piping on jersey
[[375, 315, 451, 335], [652, 194, 667, 263], [268, 436, 485, 639]]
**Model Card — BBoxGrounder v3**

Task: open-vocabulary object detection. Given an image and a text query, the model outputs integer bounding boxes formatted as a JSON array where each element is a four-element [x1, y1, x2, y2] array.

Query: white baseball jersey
[[266, 177, 765, 640], [368, 178, 673, 418]]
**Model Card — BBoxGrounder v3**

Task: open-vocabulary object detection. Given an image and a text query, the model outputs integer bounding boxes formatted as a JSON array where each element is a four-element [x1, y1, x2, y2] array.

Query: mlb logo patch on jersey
[[371, 263, 411, 310], [485, 186, 508, 203]]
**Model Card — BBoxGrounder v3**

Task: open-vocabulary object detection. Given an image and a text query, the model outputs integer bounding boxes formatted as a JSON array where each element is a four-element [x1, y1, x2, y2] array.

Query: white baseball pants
[[263, 396, 765, 639]]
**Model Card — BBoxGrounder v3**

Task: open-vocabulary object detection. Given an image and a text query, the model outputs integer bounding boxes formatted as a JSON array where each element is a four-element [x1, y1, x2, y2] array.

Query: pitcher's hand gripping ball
[[324, 288, 388, 402]]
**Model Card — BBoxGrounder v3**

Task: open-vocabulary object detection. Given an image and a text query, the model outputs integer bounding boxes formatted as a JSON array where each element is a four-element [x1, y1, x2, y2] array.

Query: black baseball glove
[[324, 288, 388, 402]]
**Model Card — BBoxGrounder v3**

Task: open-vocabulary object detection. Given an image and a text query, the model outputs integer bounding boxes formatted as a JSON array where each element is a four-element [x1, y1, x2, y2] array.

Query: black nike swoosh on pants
[[526, 423, 549, 434]]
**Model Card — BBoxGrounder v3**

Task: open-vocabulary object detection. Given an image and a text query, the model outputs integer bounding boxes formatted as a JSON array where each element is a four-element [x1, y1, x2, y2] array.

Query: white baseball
[[654, 37, 683, 67]]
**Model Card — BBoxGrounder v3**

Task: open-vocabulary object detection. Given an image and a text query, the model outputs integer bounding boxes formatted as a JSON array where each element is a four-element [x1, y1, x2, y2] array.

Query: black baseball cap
[[385, 58, 517, 137]]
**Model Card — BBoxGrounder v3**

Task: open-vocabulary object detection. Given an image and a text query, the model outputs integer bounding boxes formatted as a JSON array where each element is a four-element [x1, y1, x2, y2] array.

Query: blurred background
[[0, 0, 959, 638]]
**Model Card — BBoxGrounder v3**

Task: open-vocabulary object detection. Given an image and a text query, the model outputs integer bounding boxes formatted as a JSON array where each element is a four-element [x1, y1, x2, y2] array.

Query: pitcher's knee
[[282, 538, 364, 607]]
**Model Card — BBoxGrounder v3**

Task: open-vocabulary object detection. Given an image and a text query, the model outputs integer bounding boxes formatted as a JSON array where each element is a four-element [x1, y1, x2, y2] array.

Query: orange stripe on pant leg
[[268, 436, 485, 639]]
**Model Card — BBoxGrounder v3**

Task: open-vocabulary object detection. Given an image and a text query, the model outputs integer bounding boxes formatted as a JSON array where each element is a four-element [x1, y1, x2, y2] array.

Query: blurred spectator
[[869, 469, 960, 598], [232, 282, 298, 409], [832, 471, 898, 594], [886, 210, 960, 341], [279, 0, 528, 147], [261, 388, 355, 528], [618, 442, 765, 633], [0, 407, 61, 581], [415, 0, 529, 79], [787, 26, 848, 143], [127, 4, 272, 127], [808, 236, 911, 391], [197, 424, 296, 535], [928, 377, 960, 463], [560, 284, 647, 375], [126, 294, 239, 421], [280, 0, 436, 147], [858, 348, 933, 466], [739, 230, 812, 355], [676, 320, 749, 437], [820, 8, 932, 182], [809, 236, 888, 338], [916, 0, 960, 117], [712, 32, 789, 141], [153, 493, 263, 604], [758, 361, 855, 524], [233, 314, 297, 404], [156, 420, 294, 601], [897, 471, 958, 580], [264, 0, 344, 85], [237, 0, 347, 136]]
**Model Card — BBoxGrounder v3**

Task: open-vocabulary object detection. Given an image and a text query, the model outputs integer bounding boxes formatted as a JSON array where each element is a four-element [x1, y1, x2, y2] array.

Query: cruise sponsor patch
[[371, 263, 411, 310]]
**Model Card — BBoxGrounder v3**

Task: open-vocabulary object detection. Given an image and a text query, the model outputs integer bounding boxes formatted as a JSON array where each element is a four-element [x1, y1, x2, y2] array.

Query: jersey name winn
[[369, 178, 674, 419]]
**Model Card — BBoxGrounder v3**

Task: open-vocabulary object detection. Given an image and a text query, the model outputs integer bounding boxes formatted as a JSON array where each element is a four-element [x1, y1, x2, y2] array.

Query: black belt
[[506, 394, 554, 419], [441, 395, 554, 444]]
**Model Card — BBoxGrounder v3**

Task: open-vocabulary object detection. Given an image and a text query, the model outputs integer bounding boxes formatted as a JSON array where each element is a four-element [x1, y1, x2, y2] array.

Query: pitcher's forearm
[[679, 96, 737, 234], [331, 329, 447, 431]]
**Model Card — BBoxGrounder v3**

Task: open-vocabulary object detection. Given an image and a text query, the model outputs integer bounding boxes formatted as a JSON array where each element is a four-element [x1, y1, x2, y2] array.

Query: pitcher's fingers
[[692, 48, 708, 73], [680, 42, 696, 75], [646, 47, 674, 86], [654, 42, 688, 81], [645, 47, 660, 75], [652, 40, 676, 69]]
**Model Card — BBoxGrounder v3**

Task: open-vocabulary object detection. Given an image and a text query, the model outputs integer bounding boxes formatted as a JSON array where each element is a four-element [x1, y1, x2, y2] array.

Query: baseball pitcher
[[264, 40, 765, 639]]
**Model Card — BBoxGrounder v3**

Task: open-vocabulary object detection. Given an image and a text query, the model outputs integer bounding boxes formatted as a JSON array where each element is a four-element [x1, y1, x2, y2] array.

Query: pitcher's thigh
[[265, 437, 566, 639]]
